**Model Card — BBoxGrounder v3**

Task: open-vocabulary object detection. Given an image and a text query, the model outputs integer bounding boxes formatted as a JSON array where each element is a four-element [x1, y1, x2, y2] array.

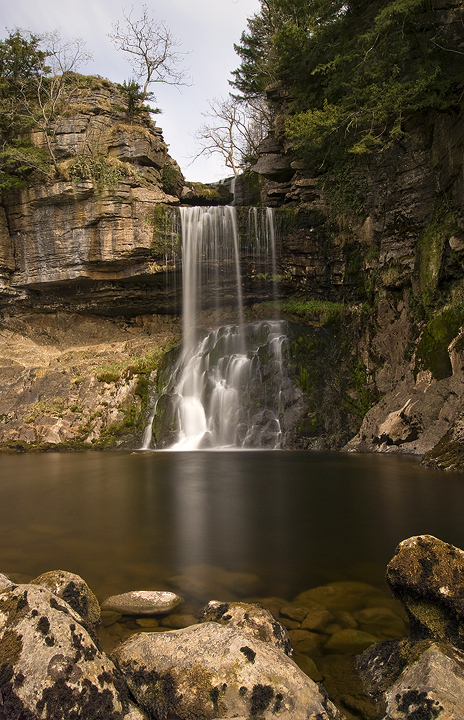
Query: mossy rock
[[415, 308, 464, 380], [422, 430, 464, 470], [386, 535, 464, 648]]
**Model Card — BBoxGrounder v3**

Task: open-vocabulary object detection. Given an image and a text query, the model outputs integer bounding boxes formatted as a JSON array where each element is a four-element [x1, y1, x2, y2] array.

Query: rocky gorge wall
[[238, 45, 464, 467], [1, 69, 464, 460]]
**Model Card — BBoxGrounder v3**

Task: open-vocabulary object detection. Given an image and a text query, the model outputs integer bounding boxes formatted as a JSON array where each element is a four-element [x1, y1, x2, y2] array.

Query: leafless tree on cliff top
[[108, 5, 191, 99], [192, 95, 272, 176]]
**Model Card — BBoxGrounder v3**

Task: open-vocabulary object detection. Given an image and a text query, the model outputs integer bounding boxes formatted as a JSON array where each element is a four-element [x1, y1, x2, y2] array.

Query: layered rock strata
[[0, 80, 184, 316]]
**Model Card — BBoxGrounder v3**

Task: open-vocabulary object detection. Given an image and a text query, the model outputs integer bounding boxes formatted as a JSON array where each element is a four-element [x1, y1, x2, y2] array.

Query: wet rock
[[198, 600, 292, 656], [160, 613, 198, 629], [0, 573, 12, 591], [280, 603, 315, 623], [352, 605, 408, 640], [112, 622, 344, 720], [101, 590, 183, 615], [292, 652, 324, 682], [318, 654, 378, 720], [135, 618, 160, 629], [324, 628, 380, 655], [288, 629, 324, 657], [386, 534, 464, 647], [294, 581, 390, 613], [301, 607, 336, 632], [101, 610, 123, 627], [0, 583, 145, 719], [32, 569, 101, 629]]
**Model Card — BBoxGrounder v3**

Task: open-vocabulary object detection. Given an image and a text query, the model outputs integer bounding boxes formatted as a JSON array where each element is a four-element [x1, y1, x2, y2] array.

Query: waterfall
[[144, 206, 290, 450]]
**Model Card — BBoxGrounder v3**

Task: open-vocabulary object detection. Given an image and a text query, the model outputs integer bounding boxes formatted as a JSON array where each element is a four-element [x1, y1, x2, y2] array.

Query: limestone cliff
[[0, 79, 187, 449], [2, 63, 464, 460], [0, 78, 184, 316]]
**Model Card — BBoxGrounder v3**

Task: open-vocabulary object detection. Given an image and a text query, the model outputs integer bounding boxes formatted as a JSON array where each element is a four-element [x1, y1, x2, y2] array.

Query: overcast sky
[[1, 0, 261, 182]]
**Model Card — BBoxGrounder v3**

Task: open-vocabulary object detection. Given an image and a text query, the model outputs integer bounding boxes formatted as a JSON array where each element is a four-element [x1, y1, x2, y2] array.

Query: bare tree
[[108, 6, 191, 98], [193, 95, 272, 175], [18, 31, 92, 168]]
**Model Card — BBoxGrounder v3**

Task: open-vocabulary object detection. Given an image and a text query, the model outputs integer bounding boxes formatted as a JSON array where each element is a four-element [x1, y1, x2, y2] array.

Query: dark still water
[[0, 450, 463, 605]]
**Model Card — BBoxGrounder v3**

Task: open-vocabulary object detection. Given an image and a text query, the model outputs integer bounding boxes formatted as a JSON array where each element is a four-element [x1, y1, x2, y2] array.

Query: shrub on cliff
[[232, 0, 463, 170]]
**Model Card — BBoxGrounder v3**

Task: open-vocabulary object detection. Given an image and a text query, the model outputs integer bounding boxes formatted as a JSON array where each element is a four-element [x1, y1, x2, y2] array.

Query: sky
[[1, 0, 261, 183]]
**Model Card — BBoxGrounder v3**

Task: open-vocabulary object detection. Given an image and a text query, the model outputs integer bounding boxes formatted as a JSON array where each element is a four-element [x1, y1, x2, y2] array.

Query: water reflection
[[0, 451, 463, 603]]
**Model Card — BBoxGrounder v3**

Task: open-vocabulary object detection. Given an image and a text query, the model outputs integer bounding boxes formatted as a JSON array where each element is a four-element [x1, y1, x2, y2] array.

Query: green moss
[[161, 164, 182, 195], [183, 182, 233, 205], [280, 299, 346, 328], [239, 170, 262, 206], [422, 430, 464, 470], [148, 205, 181, 258], [415, 307, 464, 380], [69, 155, 123, 190], [24, 397, 67, 422], [418, 210, 458, 307], [343, 356, 374, 418]]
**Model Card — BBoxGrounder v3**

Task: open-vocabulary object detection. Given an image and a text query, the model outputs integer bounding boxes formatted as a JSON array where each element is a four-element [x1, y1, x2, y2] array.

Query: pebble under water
[[0, 450, 463, 604]]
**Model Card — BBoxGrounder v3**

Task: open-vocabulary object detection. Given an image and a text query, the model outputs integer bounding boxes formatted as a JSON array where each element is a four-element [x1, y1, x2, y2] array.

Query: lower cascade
[[143, 205, 297, 451]]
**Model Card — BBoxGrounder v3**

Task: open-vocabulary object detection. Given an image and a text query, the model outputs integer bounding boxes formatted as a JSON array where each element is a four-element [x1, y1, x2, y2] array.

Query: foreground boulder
[[386, 534, 464, 647], [358, 535, 464, 718], [32, 569, 101, 629], [197, 600, 292, 656], [0, 584, 144, 719], [358, 639, 464, 719], [112, 621, 344, 719]]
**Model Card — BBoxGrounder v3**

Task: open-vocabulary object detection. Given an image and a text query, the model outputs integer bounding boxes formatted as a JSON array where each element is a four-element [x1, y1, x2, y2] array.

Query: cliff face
[[245, 68, 464, 464], [1, 61, 464, 459], [0, 79, 184, 316]]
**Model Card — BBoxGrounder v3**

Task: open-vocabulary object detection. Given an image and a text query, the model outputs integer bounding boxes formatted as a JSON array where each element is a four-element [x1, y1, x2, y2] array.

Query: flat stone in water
[[101, 590, 182, 615]]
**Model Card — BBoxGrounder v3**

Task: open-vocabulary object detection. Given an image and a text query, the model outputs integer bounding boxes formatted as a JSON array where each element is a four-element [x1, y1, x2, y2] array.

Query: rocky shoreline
[[1, 534, 463, 718]]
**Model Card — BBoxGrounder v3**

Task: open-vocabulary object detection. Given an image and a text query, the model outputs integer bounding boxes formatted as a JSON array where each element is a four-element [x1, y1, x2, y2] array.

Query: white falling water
[[144, 206, 288, 450]]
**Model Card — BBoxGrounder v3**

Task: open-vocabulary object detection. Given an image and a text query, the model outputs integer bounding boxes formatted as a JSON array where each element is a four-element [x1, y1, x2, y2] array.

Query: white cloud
[[1, 0, 261, 182]]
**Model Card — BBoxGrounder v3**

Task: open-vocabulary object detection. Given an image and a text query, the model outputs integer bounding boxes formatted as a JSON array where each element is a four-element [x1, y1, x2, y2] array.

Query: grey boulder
[[32, 569, 101, 629], [112, 621, 344, 719], [101, 590, 182, 615], [0, 583, 145, 719], [358, 639, 464, 719], [198, 600, 292, 656]]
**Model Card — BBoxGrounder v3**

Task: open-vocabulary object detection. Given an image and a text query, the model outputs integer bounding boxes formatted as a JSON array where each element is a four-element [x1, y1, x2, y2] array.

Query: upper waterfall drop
[[144, 205, 293, 451]]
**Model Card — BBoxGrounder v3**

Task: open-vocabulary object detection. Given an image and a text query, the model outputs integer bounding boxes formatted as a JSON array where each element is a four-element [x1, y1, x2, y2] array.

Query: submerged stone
[[294, 581, 390, 613], [168, 563, 262, 602], [324, 628, 380, 654], [101, 590, 182, 615]]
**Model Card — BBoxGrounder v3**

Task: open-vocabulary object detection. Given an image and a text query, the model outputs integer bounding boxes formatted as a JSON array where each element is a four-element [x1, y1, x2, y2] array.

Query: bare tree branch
[[192, 95, 272, 175], [108, 5, 191, 97]]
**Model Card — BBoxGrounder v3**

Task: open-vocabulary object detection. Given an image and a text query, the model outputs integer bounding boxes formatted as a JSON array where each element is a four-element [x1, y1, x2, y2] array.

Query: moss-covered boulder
[[32, 570, 101, 630], [198, 600, 292, 657], [386, 535, 464, 648], [112, 622, 344, 719], [0, 584, 144, 719]]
